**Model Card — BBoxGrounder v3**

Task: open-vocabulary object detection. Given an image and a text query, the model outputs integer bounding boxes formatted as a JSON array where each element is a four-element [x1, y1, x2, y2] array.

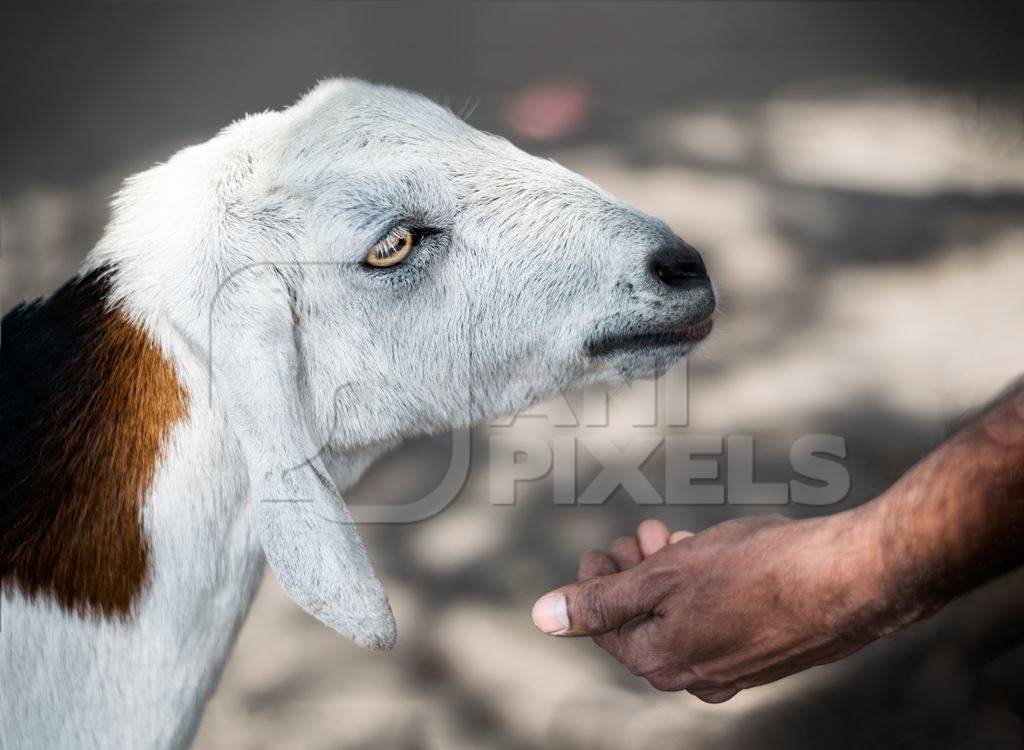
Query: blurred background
[[3, 2, 1024, 748]]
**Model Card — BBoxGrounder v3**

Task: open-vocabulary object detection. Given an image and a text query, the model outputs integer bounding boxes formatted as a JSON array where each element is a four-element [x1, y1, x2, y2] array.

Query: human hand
[[531, 513, 912, 703]]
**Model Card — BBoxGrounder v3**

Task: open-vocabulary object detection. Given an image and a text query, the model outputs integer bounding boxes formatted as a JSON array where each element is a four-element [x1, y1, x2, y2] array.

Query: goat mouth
[[586, 317, 713, 358]]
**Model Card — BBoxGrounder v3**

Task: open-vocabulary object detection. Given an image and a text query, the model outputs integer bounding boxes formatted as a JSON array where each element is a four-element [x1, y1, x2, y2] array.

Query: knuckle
[[611, 536, 634, 550], [647, 674, 688, 692], [592, 633, 616, 652], [690, 662, 736, 688], [578, 549, 615, 578], [689, 663, 716, 684], [692, 688, 739, 704], [592, 636, 623, 663], [610, 538, 637, 560], [644, 666, 696, 693], [625, 658, 646, 677], [574, 580, 611, 632], [637, 563, 679, 601], [616, 632, 665, 677], [635, 656, 668, 678]]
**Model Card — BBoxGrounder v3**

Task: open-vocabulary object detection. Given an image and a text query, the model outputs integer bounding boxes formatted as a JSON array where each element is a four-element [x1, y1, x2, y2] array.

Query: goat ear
[[211, 270, 396, 650]]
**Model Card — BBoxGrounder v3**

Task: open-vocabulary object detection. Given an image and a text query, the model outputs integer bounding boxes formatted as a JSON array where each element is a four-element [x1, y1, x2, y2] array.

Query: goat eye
[[365, 229, 415, 268]]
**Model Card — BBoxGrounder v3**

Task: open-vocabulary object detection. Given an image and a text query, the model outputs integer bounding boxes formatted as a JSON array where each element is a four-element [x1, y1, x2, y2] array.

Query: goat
[[0, 79, 715, 748]]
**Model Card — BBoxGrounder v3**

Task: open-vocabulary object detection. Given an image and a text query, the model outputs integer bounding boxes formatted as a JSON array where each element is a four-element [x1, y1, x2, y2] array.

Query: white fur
[[1, 79, 709, 748]]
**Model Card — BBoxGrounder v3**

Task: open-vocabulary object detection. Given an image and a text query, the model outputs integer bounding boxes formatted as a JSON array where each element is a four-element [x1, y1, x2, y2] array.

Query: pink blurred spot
[[501, 80, 590, 142]]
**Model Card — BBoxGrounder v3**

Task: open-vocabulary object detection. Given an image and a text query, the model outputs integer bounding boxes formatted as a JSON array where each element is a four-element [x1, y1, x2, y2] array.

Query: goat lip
[[586, 316, 714, 358], [680, 316, 714, 341]]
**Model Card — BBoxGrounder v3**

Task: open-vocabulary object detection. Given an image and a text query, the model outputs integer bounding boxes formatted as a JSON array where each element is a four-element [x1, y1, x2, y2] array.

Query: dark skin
[[532, 380, 1024, 703]]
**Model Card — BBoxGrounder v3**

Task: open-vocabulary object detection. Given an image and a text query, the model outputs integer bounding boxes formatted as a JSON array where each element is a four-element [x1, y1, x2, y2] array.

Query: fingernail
[[531, 593, 569, 635]]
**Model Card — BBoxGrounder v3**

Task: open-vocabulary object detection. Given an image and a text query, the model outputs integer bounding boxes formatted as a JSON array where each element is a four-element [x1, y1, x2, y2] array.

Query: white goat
[[0, 79, 715, 749]]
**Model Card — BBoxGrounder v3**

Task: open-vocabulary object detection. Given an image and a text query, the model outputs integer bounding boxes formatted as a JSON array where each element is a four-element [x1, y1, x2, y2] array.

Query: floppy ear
[[210, 267, 396, 650]]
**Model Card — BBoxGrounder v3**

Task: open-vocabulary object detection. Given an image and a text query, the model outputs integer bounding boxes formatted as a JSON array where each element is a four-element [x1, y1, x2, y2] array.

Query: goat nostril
[[655, 259, 704, 286], [648, 240, 708, 290]]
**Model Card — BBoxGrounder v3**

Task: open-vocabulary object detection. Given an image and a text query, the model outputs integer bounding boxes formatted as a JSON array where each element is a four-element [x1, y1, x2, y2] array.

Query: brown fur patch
[[1, 270, 188, 619]]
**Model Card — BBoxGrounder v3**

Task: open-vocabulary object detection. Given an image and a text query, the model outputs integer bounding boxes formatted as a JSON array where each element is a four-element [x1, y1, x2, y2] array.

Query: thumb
[[532, 563, 671, 637]]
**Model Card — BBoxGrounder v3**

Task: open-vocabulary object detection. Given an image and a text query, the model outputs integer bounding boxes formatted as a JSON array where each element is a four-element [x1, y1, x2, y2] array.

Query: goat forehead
[[286, 80, 577, 184], [284, 79, 659, 239], [287, 79, 475, 156]]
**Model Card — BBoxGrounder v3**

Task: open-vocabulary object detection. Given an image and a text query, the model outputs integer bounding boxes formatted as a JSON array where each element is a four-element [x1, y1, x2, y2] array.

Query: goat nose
[[648, 239, 708, 290]]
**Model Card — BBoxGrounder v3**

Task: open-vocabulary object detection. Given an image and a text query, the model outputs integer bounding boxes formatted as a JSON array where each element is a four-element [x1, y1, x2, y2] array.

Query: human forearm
[[856, 380, 1024, 628]]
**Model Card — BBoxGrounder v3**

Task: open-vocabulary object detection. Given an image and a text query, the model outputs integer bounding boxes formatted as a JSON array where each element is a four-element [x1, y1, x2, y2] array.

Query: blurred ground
[[3, 3, 1024, 749]]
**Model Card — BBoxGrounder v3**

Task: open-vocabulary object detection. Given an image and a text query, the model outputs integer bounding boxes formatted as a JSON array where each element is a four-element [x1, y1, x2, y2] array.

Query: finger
[[532, 562, 672, 637], [637, 519, 671, 557], [578, 549, 618, 581], [669, 530, 694, 544], [644, 667, 699, 692], [610, 536, 642, 570], [689, 688, 740, 704], [592, 630, 624, 660], [594, 613, 659, 672]]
